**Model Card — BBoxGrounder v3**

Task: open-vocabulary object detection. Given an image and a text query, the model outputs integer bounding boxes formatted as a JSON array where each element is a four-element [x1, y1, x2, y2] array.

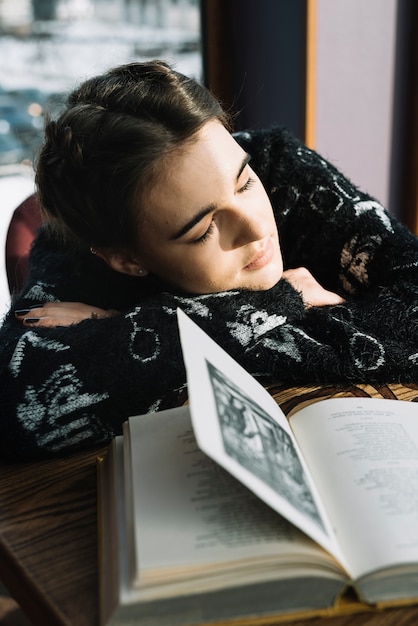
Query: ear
[[94, 247, 149, 277]]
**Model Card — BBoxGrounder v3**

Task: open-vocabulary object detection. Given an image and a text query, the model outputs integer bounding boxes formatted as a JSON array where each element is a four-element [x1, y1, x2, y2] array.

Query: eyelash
[[238, 176, 256, 193], [191, 175, 256, 245], [192, 220, 215, 245]]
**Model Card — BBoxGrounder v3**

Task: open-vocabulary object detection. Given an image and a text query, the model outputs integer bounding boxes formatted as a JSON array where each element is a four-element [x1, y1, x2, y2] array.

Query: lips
[[244, 238, 274, 270]]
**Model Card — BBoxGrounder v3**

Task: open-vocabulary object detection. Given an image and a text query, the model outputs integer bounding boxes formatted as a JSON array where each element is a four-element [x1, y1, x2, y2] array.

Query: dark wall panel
[[201, 0, 306, 138]]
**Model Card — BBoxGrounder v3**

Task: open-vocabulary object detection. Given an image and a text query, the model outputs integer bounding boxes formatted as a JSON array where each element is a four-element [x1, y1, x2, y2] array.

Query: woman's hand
[[15, 302, 119, 327], [283, 267, 344, 307]]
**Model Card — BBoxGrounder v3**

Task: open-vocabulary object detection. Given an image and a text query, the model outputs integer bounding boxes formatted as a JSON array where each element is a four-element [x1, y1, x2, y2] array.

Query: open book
[[98, 310, 418, 626]]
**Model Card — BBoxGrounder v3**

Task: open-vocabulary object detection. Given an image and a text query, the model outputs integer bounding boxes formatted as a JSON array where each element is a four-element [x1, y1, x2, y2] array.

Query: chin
[[247, 265, 283, 291], [245, 276, 281, 291], [256, 278, 281, 291]]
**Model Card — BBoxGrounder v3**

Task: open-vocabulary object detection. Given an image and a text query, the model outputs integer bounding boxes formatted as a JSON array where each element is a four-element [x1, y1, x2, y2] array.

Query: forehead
[[142, 121, 245, 228], [168, 121, 243, 182]]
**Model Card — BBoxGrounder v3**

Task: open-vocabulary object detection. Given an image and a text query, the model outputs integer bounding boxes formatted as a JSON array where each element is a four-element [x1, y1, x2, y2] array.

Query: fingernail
[[23, 317, 40, 324], [15, 309, 31, 315]]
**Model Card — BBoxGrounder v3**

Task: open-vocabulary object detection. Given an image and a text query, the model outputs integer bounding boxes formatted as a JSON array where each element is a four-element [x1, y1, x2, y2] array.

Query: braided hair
[[36, 61, 229, 251]]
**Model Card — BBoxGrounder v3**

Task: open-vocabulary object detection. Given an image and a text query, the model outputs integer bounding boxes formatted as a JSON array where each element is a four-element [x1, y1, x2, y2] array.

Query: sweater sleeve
[[0, 236, 306, 461], [237, 284, 418, 387], [3, 262, 418, 462], [236, 127, 418, 296]]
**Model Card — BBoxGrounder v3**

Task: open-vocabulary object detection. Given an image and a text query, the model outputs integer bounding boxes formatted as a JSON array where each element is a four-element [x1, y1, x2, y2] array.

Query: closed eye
[[238, 176, 256, 193], [191, 219, 215, 245]]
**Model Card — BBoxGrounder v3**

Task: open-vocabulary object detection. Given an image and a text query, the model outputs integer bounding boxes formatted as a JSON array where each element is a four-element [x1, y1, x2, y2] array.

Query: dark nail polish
[[15, 309, 31, 315], [24, 317, 40, 324]]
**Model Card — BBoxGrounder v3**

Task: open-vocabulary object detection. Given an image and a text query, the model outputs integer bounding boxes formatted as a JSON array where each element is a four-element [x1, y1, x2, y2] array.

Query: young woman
[[1, 60, 418, 461]]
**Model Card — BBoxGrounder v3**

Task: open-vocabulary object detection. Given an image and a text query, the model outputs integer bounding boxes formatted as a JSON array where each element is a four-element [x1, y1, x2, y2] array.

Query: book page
[[290, 398, 418, 580], [127, 406, 342, 599], [177, 309, 345, 567]]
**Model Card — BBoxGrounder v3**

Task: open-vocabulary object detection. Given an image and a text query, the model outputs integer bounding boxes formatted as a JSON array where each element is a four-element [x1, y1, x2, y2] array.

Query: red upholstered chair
[[5, 194, 42, 295]]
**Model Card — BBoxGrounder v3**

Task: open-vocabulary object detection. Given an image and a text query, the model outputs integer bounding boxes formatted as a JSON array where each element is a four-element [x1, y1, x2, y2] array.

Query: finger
[[321, 290, 345, 305], [21, 309, 114, 327], [42, 302, 89, 312], [15, 309, 32, 318], [18, 307, 95, 322], [305, 291, 345, 308], [34, 303, 113, 318], [16, 304, 118, 326], [22, 315, 81, 328], [15, 303, 86, 317], [15, 305, 43, 317]]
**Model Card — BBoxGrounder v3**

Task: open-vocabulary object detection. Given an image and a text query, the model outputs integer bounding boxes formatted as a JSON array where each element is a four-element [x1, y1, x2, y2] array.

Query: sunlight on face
[[135, 121, 283, 294]]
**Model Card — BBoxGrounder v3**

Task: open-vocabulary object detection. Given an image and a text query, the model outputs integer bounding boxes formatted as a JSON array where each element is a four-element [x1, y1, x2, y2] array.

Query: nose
[[227, 204, 264, 248]]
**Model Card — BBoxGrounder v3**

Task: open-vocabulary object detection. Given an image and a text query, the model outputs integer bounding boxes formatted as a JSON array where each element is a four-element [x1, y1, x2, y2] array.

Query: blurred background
[[0, 0, 201, 171]]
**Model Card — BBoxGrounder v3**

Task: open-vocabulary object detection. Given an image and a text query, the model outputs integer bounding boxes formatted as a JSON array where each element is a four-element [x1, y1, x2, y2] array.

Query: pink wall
[[315, 0, 398, 211]]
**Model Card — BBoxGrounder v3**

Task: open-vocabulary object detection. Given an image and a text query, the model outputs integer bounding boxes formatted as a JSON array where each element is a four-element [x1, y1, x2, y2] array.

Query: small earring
[[138, 269, 144, 275], [90, 246, 97, 255]]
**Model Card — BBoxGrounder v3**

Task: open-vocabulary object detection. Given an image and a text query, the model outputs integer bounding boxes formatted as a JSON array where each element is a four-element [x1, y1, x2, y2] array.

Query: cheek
[[181, 246, 234, 284], [168, 248, 212, 280], [260, 194, 275, 220]]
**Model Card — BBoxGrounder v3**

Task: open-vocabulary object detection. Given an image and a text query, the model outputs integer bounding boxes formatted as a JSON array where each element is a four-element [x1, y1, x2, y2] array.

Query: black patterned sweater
[[1, 127, 418, 461]]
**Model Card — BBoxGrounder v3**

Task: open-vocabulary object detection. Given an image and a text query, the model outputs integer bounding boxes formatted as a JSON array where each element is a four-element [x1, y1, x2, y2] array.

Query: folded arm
[[3, 264, 418, 462]]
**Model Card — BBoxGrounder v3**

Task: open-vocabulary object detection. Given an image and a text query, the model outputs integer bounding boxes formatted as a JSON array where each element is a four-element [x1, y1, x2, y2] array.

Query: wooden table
[[0, 446, 106, 626], [2, 383, 418, 626]]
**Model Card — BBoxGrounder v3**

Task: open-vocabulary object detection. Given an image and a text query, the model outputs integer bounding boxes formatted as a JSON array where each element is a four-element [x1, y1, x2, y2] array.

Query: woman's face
[[135, 120, 283, 294]]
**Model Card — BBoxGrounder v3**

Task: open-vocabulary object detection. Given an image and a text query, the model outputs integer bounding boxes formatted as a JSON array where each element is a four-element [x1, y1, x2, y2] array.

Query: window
[[0, 0, 202, 168]]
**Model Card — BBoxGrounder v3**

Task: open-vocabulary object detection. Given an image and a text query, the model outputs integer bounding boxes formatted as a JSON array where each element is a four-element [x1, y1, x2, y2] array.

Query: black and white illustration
[[206, 360, 324, 530]]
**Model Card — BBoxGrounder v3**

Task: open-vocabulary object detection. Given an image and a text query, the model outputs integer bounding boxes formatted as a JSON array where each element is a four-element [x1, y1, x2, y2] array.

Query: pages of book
[[290, 398, 418, 583], [177, 308, 347, 569], [126, 405, 344, 599]]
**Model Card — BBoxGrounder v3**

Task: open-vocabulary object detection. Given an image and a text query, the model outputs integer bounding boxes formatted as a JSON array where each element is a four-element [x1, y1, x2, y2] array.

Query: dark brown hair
[[36, 61, 229, 250]]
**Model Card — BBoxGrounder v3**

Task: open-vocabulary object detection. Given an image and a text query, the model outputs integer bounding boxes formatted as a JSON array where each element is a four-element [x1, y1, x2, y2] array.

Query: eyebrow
[[171, 153, 252, 240]]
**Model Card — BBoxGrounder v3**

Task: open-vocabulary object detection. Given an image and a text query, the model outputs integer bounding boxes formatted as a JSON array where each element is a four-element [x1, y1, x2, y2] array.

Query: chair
[[0, 176, 38, 317], [5, 193, 42, 296]]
